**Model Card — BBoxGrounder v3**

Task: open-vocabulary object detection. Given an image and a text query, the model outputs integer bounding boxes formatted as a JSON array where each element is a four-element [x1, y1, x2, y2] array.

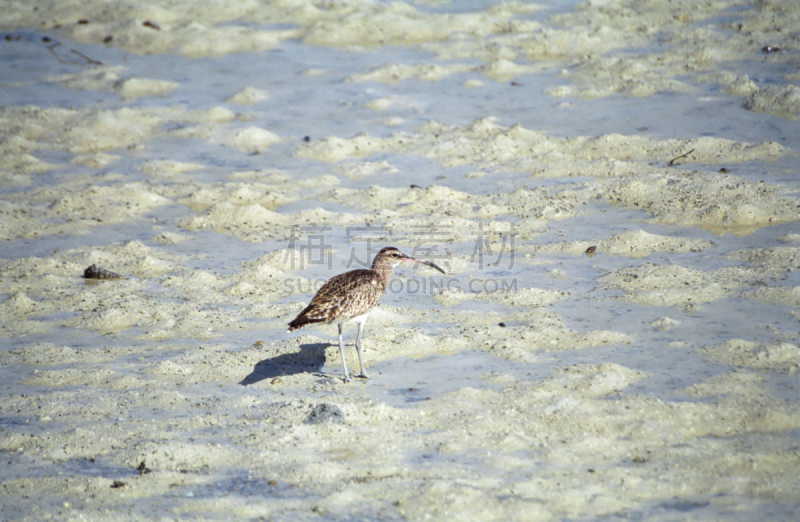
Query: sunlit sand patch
[[71, 151, 119, 169], [0, 104, 202, 156], [362, 95, 425, 112], [650, 316, 681, 331], [407, 364, 799, 510], [245, 247, 319, 274], [140, 159, 204, 179], [600, 172, 799, 234], [114, 77, 179, 100], [151, 231, 192, 245], [48, 63, 180, 99], [61, 16, 300, 57], [44, 64, 126, 91], [231, 248, 348, 299], [332, 160, 399, 179], [545, 53, 696, 99], [61, 288, 250, 340], [699, 339, 800, 374], [348, 63, 474, 84], [317, 184, 573, 237], [161, 270, 226, 298], [0, 293, 54, 337], [727, 246, 800, 275], [416, 308, 632, 363], [598, 263, 759, 308], [178, 202, 365, 242], [0, 241, 192, 339], [324, 184, 497, 218], [0, 153, 57, 187], [522, 229, 714, 258], [173, 181, 291, 212], [227, 86, 270, 105], [210, 126, 282, 154], [296, 119, 790, 181], [301, 68, 330, 77], [742, 286, 800, 308], [744, 84, 800, 120], [478, 58, 543, 82], [301, 1, 540, 48], [433, 286, 569, 310], [0, 182, 171, 240]]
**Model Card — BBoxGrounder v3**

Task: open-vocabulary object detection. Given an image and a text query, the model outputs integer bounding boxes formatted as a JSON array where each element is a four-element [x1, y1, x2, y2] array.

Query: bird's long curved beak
[[400, 254, 446, 274]]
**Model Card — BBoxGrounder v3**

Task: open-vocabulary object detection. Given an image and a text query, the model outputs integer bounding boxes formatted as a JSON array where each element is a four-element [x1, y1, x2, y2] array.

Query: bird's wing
[[290, 270, 385, 328]]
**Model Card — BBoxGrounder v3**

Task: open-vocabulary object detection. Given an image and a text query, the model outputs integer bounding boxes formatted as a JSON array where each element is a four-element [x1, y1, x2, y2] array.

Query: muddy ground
[[1, 0, 799, 520]]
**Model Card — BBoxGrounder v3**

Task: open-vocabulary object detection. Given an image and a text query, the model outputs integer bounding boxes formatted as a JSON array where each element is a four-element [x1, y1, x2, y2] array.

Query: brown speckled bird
[[288, 246, 445, 382]]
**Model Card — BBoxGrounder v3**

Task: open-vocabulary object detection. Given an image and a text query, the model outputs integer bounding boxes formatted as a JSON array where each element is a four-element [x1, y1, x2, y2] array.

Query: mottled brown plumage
[[288, 246, 445, 382], [287, 269, 386, 330]]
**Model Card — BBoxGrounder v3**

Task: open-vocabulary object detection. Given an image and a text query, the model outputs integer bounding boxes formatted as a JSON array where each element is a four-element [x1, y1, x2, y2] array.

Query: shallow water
[[2, 0, 800, 520]]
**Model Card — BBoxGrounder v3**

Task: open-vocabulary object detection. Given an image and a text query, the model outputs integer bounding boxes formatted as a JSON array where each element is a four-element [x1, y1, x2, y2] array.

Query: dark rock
[[304, 403, 345, 425]]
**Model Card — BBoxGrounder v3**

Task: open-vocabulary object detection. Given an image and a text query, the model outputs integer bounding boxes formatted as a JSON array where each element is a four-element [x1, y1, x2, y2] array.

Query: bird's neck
[[371, 266, 394, 287]]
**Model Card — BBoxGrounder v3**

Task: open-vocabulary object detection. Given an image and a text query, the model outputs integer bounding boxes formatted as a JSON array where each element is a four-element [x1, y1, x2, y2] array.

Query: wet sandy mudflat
[[1, 0, 799, 520]]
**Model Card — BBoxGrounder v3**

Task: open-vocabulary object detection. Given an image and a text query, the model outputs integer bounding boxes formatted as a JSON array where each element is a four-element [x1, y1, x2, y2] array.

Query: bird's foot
[[343, 372, 352, 383], [356, 371, 370, 380]]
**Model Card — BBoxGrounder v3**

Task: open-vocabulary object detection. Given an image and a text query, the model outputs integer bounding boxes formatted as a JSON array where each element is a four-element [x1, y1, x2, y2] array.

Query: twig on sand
[[667, 148, 695, 167]]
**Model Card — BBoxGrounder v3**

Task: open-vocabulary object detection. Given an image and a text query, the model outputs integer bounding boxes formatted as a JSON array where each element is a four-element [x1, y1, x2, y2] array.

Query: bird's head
[[372, 246, 445, 273]]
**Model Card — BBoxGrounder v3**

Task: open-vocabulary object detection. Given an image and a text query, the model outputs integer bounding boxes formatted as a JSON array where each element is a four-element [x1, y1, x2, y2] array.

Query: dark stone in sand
[[305, 403, 345, 425]]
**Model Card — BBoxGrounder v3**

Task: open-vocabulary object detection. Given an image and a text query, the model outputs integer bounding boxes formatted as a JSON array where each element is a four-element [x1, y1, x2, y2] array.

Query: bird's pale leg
[[338, 323, 351, 383], [355, 321, 370, 379]]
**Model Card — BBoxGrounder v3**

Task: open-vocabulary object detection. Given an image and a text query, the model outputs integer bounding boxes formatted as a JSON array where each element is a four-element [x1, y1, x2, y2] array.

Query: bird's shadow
[[239, 342, 330, 386]]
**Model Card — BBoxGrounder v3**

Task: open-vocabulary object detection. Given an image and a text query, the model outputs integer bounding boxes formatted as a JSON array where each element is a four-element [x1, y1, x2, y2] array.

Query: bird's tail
[[287, 314, 327, 332]]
